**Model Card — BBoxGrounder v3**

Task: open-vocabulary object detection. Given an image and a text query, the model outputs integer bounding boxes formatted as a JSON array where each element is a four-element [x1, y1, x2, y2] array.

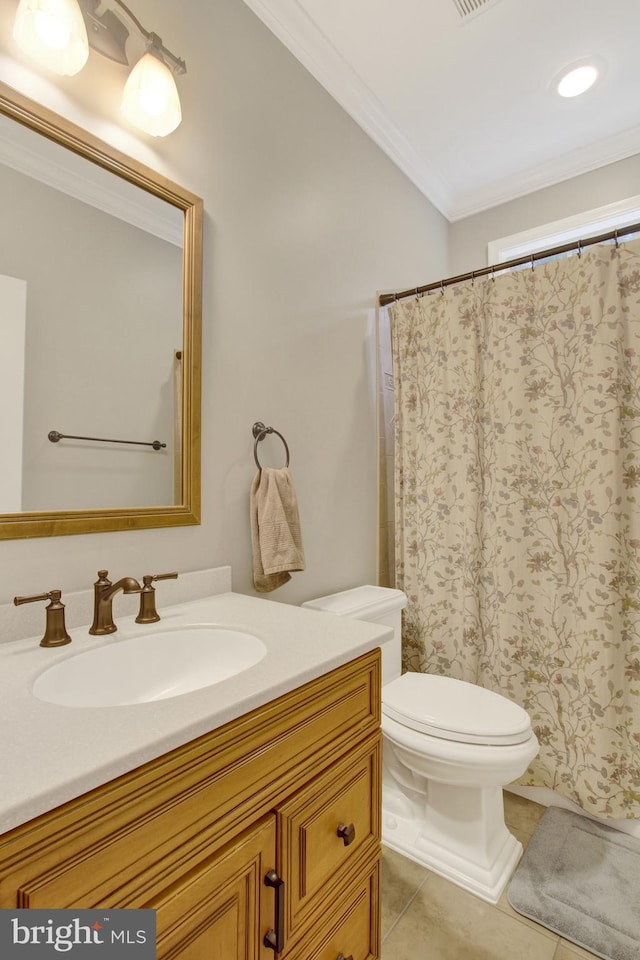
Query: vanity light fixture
[[12, 0, 186, 136], [13, 0, 89, 76]]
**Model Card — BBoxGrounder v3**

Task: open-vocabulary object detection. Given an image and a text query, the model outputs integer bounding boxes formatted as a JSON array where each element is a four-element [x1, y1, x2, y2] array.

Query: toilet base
[[382, 782, 524, 904]]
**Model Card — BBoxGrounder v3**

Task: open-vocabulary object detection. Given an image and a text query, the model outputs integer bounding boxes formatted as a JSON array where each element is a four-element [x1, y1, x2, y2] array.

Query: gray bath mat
[[507, 807, 640, 960]]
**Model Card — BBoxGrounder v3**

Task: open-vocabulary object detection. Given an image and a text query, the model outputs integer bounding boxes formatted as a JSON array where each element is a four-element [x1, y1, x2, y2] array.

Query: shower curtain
[[388, 239, 640, 820]]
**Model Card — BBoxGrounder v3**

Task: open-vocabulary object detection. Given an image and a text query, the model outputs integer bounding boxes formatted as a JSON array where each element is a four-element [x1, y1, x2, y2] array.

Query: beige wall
[[449, 153, 640, 276], [0, 0, 447, 606]]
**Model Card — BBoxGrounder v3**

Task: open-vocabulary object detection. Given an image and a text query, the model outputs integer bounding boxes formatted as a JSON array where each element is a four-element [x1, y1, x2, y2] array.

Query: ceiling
[[241, 0, 640, 221]]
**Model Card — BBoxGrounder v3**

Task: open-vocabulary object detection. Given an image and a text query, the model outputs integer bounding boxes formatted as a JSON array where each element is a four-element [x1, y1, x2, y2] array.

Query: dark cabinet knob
[[337, 954, 354, 960], [336, 822, 356, 846]]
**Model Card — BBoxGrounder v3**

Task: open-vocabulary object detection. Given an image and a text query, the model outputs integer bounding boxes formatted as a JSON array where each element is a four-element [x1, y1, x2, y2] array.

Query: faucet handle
[[14, 591, 51, 605], [14, 589, 72, 647], [135, 572, 179, 624]]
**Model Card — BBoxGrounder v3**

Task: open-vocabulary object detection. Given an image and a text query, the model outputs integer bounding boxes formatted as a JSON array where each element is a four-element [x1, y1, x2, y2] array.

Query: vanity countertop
[[0, 592, 390, 834]]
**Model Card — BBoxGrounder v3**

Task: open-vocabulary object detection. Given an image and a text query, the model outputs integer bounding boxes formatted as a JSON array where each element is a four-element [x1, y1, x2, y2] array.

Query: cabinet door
[[153, 814, 277, 960]]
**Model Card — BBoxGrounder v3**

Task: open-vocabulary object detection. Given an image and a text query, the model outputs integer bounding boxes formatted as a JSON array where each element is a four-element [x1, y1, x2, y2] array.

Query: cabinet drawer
[[285, 859, 380, 960], [278, 736, 381, 943]]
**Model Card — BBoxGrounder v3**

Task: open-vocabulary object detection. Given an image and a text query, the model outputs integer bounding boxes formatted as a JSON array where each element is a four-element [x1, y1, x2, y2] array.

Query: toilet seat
[[382, 673, 532, 746]]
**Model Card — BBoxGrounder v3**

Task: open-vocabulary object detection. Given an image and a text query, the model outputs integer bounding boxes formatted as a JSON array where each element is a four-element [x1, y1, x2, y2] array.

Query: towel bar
[[252, 421, 290, 470], [48, 430, 166, 451]]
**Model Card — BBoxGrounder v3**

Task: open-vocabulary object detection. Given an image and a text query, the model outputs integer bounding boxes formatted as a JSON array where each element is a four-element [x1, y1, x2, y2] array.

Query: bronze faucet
[[89, 570, 142, 636], [13, 589, 72, 647]]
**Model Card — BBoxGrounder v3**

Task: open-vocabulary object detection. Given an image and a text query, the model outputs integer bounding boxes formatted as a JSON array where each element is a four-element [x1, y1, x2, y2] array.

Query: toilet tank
[[302, 586, 407, 685]]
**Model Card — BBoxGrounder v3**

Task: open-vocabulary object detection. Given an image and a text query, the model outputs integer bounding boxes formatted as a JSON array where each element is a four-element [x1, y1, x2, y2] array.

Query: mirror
[[0, 80, 202, 540]]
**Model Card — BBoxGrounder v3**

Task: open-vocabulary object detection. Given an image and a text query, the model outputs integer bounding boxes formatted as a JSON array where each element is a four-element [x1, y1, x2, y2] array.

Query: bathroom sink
[[32, 625, 267, 707]]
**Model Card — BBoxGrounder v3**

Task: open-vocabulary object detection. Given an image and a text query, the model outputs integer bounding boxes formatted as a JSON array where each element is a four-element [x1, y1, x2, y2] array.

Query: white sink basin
[[32, 625, 267, 707]]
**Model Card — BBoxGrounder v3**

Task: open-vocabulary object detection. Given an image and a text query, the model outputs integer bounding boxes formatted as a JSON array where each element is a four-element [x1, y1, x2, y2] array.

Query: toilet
[[302, 586, 539, 904]]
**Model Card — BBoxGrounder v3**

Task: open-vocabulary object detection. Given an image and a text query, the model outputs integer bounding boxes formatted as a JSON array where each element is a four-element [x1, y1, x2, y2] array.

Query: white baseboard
[[506, 784, 640, 839]]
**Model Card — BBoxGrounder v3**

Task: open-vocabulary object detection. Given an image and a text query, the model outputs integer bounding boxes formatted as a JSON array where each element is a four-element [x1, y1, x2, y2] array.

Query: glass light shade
[[121, 52, 182, 137], [13, 0, 89, 76]]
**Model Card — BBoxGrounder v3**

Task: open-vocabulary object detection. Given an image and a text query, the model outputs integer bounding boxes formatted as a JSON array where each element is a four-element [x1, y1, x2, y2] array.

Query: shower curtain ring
[[614, 229, 620, 248]]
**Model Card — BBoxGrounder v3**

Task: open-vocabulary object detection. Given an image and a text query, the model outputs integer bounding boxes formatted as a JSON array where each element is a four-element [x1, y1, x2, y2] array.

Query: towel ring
[[252, 421, 290, 470]]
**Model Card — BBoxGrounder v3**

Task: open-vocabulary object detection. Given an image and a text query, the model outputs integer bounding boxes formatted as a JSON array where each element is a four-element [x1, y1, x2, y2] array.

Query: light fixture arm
[[79, 0, 186, 75], [145, 31, 186, 77]]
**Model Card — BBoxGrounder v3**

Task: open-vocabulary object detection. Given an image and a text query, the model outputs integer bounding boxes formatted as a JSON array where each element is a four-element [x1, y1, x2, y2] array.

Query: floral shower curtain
[[389, 240, 640, 820]]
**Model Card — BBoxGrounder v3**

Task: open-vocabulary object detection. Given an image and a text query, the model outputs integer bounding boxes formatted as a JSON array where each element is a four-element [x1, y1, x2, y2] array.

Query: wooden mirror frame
[[0, 81, 202, 540]]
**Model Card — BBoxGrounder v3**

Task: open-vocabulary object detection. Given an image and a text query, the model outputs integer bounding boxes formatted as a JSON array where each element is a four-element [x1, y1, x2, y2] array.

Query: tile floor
[[381, 792, 600, 960]]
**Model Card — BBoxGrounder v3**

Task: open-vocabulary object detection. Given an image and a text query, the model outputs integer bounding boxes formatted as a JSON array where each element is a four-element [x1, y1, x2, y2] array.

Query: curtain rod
[[378, 221, 640, 307]]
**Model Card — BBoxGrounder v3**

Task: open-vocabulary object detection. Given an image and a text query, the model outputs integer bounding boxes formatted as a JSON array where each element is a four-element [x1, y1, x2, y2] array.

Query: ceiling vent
[[453, 0, 504, 20]]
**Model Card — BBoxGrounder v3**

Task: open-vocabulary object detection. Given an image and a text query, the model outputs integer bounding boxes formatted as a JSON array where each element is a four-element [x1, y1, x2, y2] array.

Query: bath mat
[[507, 806, 640, 960]]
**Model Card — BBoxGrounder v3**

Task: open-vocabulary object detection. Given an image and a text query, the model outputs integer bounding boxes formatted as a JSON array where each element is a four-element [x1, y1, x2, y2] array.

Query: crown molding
[[448, 124, 640, 221], [242, 1, 640, 224]]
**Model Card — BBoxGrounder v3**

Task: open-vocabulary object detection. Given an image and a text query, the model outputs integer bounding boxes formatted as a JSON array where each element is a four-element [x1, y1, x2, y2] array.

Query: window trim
[[487, 195, 640, 264]]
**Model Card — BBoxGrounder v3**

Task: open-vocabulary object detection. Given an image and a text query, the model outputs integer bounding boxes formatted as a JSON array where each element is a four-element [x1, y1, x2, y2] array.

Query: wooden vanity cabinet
[[0, 649, 382, 960]]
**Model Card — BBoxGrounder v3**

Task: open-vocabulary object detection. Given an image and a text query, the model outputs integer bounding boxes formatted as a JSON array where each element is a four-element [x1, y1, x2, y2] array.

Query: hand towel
[[250, 467, 305, 593]]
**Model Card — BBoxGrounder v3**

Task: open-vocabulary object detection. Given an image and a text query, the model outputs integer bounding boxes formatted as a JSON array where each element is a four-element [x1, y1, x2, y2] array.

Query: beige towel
[[250, 467, 305, 593]]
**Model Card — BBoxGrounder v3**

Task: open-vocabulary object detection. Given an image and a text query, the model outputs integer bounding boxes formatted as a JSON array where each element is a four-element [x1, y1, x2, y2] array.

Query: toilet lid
[[382, 673, 533, 745]]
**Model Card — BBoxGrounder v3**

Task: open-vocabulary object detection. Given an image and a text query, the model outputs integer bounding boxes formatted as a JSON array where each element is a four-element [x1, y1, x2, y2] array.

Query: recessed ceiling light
[[556, 64, 599, 98]]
